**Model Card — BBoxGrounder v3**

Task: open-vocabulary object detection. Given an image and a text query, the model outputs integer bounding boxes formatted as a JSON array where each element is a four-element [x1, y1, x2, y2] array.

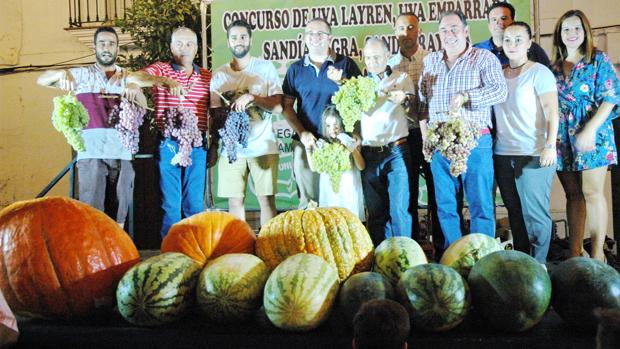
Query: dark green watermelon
[[338, 272, 394, 323], [551, 257, 620, 330], [468, 250, 551, 332], [396, 263, 470, 332]]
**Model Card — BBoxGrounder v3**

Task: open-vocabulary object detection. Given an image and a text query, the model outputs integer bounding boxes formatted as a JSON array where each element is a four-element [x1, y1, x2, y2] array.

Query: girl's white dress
[[318, 157, 365, 221]]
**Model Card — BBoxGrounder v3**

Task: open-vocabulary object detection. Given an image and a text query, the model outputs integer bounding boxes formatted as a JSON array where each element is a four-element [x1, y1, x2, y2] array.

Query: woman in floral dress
[[551, 10, 620, 261]]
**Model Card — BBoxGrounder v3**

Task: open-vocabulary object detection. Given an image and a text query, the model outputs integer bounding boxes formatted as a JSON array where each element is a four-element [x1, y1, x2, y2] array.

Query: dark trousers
[[408, 129, 444, 251]]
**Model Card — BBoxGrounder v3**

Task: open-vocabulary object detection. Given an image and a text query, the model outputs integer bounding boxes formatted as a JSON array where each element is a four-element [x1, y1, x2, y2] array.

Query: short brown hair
[[551, 10, 595, 66], [353, 299, 410, 349]]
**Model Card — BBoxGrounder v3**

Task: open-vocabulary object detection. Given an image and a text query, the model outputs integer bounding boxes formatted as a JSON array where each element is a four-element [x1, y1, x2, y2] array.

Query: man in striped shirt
[[419, 11, 507, 248], [129, 27, 211, 237], [37, 27, 143, 234]]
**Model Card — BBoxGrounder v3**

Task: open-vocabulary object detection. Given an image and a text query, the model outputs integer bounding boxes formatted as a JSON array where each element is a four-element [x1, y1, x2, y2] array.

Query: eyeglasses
[[438, 26, 465, 35], [304, 31, 330, 39]]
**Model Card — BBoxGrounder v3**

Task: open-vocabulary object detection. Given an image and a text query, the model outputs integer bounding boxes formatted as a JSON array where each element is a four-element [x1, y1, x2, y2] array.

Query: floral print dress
[[553, 51, 620, 171]]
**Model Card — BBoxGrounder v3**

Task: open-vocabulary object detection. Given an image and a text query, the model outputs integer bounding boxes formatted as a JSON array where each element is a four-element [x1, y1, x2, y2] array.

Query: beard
[[231, 45, 250, 59], [96, 51, 116, 66]]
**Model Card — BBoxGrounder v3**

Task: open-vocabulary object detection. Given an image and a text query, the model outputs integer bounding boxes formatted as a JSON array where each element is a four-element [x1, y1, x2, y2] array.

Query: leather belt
[[363, 137, 408, 152]]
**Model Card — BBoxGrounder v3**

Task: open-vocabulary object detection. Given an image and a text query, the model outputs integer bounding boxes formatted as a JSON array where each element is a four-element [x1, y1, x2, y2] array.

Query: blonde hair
[[551, 10, 594, 66], [320, 105, 344, 141]]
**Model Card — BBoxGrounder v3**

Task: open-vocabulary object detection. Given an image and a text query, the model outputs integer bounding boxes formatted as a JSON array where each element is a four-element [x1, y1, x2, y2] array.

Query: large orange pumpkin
[[161, 211, 255, 266], [0, 197, 140, 319], [256, 206, 374, 281]]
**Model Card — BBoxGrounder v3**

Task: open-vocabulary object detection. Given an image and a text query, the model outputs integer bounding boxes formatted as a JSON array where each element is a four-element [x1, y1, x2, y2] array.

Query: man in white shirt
[[210, 19, 283, 226], [360, 37, 415, 245]]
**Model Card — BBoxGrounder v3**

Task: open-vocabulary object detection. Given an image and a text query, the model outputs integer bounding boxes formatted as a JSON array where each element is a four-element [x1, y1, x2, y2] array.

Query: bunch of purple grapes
[[423, 117, 478, 177], [218, 110, 250, 163], [163, 106, 203, 167], [108, 100, 146, 154]]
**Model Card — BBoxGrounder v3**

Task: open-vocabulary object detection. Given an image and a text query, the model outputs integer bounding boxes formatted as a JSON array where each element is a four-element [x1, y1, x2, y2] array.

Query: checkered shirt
[[388, 48, 429, 128], [418, 46, 507, 129]]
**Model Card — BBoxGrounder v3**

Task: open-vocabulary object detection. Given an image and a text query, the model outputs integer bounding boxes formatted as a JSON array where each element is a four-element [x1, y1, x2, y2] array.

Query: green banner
[[211, 0, 531, 210]]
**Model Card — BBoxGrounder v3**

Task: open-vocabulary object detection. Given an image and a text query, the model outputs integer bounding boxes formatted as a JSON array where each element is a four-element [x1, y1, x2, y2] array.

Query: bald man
[[360, 38, 416, 245]]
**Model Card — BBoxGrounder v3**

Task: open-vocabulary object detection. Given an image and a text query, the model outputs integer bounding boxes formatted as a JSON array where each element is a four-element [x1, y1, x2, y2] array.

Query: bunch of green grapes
[[423, 116, 478, 177], [332, 76, 377, 132], [310, 142, 351, 193], [51, 94, 90, 152]]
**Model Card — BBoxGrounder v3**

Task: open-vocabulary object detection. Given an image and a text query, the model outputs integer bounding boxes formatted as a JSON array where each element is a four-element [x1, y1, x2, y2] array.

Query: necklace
[[509, 60, 528, 69]]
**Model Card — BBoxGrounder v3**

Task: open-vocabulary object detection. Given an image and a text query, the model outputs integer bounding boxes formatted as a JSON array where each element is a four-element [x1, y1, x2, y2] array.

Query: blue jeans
[[494, 155, 555, 263], [431, 134, 495, 248], [158, 137, 207, 237], [362, 143, 413, 245]]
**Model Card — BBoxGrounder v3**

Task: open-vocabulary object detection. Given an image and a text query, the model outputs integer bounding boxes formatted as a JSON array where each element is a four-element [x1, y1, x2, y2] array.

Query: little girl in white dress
[[307, 105, 365, 221]]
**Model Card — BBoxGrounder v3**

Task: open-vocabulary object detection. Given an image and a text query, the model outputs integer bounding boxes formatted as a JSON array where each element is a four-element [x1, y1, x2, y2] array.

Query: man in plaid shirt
[[419, 10, 507, 248]]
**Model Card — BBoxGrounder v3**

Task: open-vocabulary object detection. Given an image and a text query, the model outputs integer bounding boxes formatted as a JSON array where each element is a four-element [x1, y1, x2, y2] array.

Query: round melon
[[396, 263, 470, 332], [338, 271, 394, 323], [440, 233, 502, 278], [468, 250, 551, 332], [116, 252, 201, 326], [263, 253, 339, 331], [373, 237, 427, 285], [196, 253, 270, 323], [551, 257, 620, 330]]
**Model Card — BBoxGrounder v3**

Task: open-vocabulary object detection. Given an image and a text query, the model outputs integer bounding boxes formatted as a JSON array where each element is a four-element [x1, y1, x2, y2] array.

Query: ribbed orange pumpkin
[[0, 197, 140, 319], [256, 206, 374, 281], [161, 211, 256, 266]]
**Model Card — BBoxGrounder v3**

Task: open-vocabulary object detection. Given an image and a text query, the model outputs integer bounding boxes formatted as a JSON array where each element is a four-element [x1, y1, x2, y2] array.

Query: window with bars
[[67, 0, 132, 28]]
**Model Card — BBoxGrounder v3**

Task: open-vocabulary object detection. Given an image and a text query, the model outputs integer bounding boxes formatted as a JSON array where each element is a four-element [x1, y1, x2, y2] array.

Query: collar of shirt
[[477, 37, 508, 64], [88, 64, 124, 93], [303, 53, 335, 76], [442, 44, 475, 66], [171, 62, 201, 74], [366, 65, 393, 82]]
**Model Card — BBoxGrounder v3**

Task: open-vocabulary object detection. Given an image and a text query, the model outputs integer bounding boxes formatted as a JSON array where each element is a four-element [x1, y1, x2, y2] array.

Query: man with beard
[[210, 19, 282, 226], [282, 18, 361, 209], [37, 26, 144, 234], [474, 2, 549, 67], [418, 11, 507, 248], [388, 12, 447, 254], [128, 27, 211, 237]]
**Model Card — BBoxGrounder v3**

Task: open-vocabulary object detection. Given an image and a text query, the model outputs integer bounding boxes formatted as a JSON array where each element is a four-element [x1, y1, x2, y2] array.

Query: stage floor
[[15, 308, 595, 349]]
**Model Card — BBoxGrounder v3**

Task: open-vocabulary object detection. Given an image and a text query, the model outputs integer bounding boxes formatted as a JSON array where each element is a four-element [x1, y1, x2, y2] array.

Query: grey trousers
[[494, 155, 555, 263], [292, 140, 319, 209], [77, 159, 135, 226]]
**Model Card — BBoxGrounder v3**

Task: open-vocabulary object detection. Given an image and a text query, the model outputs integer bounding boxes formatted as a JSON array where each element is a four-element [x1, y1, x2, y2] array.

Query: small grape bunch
[[310, 142, 351, 193], [218, 110, 250, 163], [109, 99, 146, 154], [163, 106, 203, 167], [51, 94, 90, 151]]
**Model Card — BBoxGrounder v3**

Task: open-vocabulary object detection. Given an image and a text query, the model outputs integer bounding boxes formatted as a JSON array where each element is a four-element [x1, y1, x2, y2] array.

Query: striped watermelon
[[396, 263, 470, 332], [196, 253, 270, 323], [440, 233, 502, 278], [338, 271, 394, 323], [263, 253, 339, 331], [116, 252, 201, 326], [373, 237, 428, 285]]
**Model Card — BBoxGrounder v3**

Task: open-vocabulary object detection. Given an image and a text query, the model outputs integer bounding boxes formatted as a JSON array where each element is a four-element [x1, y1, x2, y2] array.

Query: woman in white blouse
[[492, 21, 559, 265]]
